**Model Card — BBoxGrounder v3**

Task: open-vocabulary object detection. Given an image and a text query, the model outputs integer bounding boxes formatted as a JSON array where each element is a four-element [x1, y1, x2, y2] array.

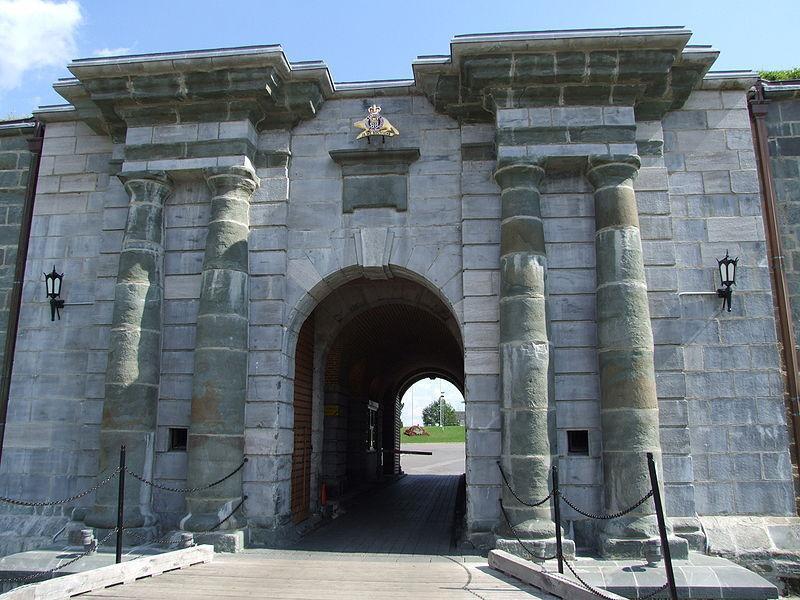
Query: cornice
[[40, 28, 725, 138], [412, 27, 719, 122]]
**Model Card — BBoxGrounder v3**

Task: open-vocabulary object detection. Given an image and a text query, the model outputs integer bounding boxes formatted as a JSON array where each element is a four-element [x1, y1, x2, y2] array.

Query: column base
[[182, 502, 244, 533], [598, 533, 688, 560], [670, 516, 706, 551], [495, 536, 575, 561], [192, 530, 245, 553]]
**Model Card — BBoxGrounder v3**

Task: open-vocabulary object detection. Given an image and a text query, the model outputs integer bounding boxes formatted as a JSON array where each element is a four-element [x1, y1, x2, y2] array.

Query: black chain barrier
[[496, 461, 554, 507], [0, 468, 120, 507], [563, 557, 670, 600], [123, 495, 248, 549], [125, 458, 247, 494], [563, 557, 626, 600], [497, 452, 679, 600], [498, 499, 557, 561], [0, 528, 118, 584], [559, 489, 654, 521], [117, 528, 176, 549]]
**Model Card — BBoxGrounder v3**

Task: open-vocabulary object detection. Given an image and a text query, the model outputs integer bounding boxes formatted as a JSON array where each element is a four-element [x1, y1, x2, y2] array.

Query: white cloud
[[401, 378, 464, 427], [93, 47, 131, 58], [0, 0, 81, 91]]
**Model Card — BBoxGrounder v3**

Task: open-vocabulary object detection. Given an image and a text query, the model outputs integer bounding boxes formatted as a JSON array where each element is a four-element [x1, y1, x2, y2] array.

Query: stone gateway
[[1, 25, 800, 584]]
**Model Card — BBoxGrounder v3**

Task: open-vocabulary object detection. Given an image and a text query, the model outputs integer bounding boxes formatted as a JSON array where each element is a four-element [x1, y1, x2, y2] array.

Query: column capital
[[586, 154, 641, 190], [117, 170, 173, 201], [204, 164, 260, 195], [493, 157, 546, 191]]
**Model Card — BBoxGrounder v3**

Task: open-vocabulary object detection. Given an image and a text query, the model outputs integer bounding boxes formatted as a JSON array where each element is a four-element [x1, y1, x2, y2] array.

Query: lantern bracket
[[716, 250, 739, 313], [43, 266, 64, 322], [717, 286, 733, 312]]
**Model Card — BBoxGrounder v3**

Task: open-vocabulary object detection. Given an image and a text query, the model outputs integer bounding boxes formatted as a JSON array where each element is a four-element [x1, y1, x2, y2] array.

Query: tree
[[422, 396, 459, 427], [759, 68, 800, 81]]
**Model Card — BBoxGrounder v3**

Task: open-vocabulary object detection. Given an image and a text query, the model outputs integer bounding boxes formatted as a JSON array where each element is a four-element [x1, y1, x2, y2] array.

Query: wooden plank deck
[[81, 554, 559, 599], [81, 475, 560, 599]]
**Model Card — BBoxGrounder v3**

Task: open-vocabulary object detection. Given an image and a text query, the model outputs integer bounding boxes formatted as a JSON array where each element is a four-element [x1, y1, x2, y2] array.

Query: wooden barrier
[[488, 549, 627, 600], [1, 544, 214, 600]]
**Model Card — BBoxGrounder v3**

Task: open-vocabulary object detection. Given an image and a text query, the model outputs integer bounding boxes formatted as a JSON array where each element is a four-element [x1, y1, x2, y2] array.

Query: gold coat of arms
[[354, 104, 399, 141]]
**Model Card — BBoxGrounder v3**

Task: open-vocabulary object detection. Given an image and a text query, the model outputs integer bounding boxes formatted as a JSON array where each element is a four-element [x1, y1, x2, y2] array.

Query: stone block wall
[[0, 119, 113, 554], [662, 84, 794, 516], [0, 72, 796, 552], [0, 122, 33, 402], [765, 92, 800, 354], [460, 122, 502, 538], [151, 178, 210, 525]]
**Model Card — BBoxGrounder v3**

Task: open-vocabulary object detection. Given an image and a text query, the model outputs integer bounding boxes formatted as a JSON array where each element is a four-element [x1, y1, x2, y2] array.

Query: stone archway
[[287, 275, 464, 522]]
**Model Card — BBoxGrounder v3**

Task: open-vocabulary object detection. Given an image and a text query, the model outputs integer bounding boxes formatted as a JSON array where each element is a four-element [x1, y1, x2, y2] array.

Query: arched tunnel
[[289, 276, 464, 524]]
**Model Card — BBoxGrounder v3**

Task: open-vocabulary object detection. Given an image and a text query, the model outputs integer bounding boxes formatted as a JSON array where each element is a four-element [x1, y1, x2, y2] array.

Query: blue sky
[[1, 0, 799, 118]]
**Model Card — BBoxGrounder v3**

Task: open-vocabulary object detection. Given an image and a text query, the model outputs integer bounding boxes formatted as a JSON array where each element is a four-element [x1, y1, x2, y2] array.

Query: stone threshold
[[489, 548, 779, 599]]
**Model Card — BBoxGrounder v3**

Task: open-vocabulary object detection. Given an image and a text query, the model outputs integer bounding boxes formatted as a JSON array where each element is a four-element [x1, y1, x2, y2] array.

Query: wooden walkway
[[81, 475, 559, 599], [82, 554, 559, 599]]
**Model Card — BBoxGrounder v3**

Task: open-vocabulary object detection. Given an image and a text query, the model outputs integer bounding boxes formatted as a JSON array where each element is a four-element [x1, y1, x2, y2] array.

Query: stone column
[[493, 158, 560, 556], [86, 171, 172, 529], [183, 165, 259, 532], [586, 155, 678, 558]]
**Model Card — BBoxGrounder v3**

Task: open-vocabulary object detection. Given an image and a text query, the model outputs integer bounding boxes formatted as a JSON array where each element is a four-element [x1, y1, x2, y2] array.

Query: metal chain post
[[552, 464, 563, 574], [647, 452, 678, 600], [115, 445, 126, 564], [499, 453, 677, 599]]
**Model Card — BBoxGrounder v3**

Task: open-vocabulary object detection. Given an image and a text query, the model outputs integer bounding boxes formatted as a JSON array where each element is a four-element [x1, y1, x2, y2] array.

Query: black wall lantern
[[716, 250, 738, 312], [44, 266, 64, 321]]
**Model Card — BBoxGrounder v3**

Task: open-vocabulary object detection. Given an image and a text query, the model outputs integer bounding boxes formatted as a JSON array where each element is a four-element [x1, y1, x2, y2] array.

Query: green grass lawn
[[401, 425, 465, 443]]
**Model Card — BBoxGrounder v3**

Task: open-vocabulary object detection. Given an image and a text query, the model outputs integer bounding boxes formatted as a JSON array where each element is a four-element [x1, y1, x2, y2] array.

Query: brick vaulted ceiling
[[323, 300, 464, 405]]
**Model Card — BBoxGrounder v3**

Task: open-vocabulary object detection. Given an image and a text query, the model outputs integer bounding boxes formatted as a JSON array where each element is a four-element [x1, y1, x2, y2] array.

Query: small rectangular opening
[[567, 430, 589, 455], [169, 427, 188, 452]]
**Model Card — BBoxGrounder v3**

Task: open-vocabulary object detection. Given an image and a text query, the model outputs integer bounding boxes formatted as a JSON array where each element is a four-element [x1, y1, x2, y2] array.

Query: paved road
[[291, 474, 460, 555], [401, 442, 465, 475]]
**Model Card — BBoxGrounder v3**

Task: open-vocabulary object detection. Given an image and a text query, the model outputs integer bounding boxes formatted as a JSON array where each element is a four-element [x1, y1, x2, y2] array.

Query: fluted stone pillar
[[183, 165, 259, 532], [86, 171, 172, 529], [493, 159, 569, 557], [586, 155, 685, 559]]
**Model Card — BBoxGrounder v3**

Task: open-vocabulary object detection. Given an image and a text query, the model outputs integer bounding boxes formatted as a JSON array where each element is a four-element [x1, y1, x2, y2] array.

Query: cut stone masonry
[[0, 29, 796, 591]]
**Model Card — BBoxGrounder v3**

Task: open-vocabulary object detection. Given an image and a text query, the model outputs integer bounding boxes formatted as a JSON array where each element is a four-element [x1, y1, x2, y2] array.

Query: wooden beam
[[3, 545, 214, 600]]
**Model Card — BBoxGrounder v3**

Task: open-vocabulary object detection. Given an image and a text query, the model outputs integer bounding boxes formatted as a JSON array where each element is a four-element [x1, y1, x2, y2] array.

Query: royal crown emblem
[[354, 104, 399, 142]]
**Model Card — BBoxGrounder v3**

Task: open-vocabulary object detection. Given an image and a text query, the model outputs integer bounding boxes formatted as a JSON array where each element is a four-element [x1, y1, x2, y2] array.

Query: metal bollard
[[178, 532, 194, 549], [643, 538, 662, 566], [81, 528, 96, 554]]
